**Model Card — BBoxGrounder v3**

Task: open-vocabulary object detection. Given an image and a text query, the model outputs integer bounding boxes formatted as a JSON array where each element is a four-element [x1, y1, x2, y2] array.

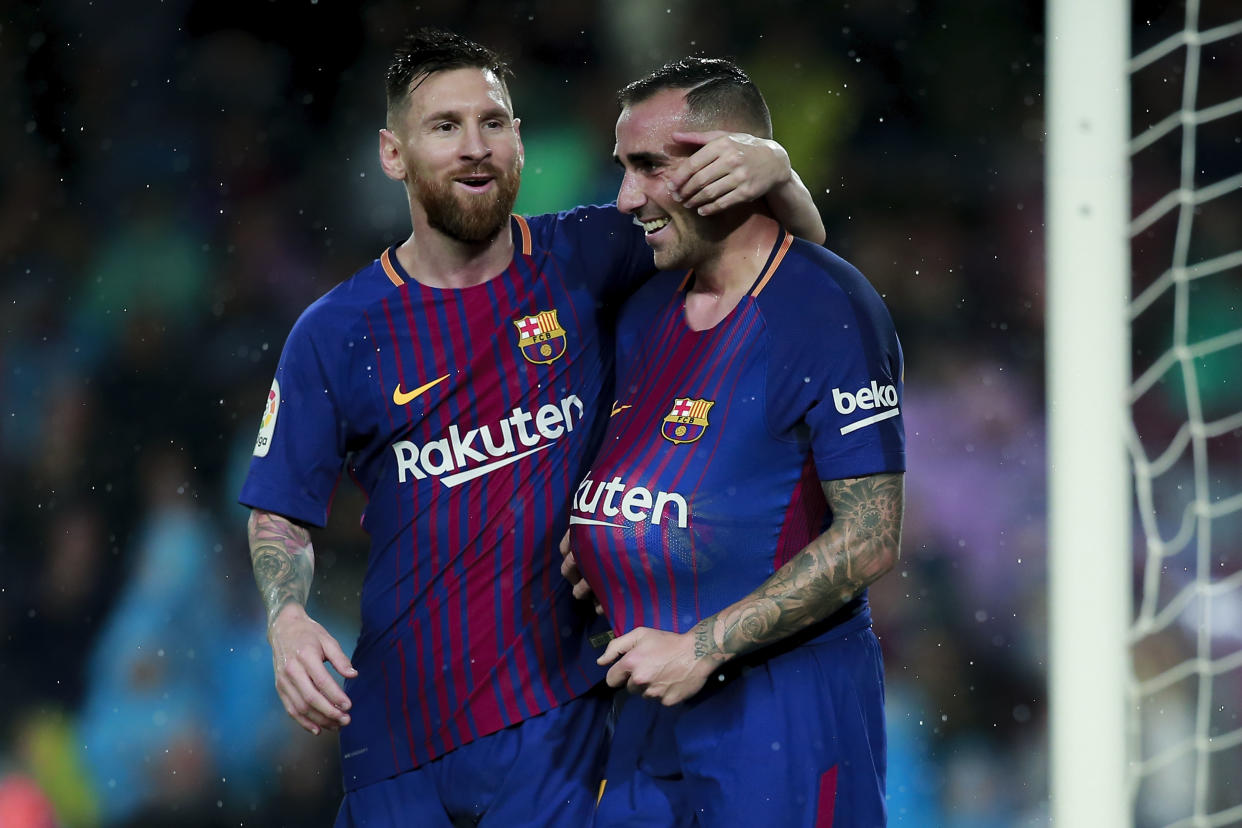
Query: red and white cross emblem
[[671, 398, 694, 418], [517, 316, 542, 338]]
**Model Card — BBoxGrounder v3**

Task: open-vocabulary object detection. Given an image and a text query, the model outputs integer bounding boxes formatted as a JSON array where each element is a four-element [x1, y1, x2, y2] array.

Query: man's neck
[[393, 218, 515, 290], [683, 214, 780, 331]]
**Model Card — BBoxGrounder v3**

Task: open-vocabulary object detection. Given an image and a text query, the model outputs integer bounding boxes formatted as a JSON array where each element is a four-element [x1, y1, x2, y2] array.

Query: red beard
[[414, 162, 521, 244]]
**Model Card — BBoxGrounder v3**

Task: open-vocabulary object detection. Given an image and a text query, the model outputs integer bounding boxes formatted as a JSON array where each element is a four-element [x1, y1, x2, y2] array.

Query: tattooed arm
[[248, 508, 357, 734], [597, 472, 904, 705]]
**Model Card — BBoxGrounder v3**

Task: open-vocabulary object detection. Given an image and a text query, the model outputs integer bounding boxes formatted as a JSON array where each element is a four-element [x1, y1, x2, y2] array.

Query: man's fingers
[[572, 579, 593, 601], [604, 660, 631, 690], [660, 690, 685, 707], [322, 636, 359, 682], [558, 529, 571, 557], [282, 700, 322, 735], [666, 136, 728, 192], [312, 662, 354, 713], [682, 176, 740, 212], [598, 628, 638, 665], [672, 129, 726, 148], [560, 553, 580, 583], [276, 678, 335, 734], [679, 155, 760, 210], [668, 155, 724, 199], [562, 550, 598, 603], [292, 659, 352, 725], [689, 187, 747, 216], [303, 705, 339, 731]]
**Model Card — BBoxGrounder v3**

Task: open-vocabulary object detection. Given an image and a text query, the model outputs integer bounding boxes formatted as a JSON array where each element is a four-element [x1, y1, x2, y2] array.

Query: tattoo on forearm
[[248, 510, 314, 628], [695, 473, 903, 663]]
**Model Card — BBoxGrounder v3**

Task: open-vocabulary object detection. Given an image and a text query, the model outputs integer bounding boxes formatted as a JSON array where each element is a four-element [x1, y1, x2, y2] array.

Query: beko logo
[[831, 381, 900, 435]]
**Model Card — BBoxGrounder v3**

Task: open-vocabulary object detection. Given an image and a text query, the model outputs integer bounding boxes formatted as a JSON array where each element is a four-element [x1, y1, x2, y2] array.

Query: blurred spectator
[[76, 446, 224, 825]]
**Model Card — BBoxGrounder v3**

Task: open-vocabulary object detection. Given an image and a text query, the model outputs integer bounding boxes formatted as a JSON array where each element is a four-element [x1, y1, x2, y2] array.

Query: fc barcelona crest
[[513, 309, 568, 365], [661, 398, 715, 444]]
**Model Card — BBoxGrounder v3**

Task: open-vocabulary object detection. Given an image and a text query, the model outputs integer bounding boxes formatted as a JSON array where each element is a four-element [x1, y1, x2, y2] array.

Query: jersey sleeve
[[765, 245, 906, 481], [238, 298, 355, 527]]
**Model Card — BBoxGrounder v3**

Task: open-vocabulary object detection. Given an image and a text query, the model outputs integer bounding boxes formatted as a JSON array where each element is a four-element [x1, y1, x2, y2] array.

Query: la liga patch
[[254, 378, 280, 457]]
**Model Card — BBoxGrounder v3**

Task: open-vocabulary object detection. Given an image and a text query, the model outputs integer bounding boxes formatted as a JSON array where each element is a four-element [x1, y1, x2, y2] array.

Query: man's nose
[[460, 124, 492, 161], [616, 171, 645, 215]]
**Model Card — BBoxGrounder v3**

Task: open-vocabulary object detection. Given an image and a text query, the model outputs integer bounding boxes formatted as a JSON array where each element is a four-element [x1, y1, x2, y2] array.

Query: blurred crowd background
[[2, 1, 1238, 826]]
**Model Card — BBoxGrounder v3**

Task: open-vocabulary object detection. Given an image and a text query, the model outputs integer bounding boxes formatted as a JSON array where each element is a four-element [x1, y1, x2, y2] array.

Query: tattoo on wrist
[[693, 621, 718, 660], [248, 512, 314, 627]]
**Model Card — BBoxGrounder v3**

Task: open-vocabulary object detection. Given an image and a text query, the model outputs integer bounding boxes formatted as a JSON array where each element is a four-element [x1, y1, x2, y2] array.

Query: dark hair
[[617, 57, 772, 139], [386, 28, 513, 126]]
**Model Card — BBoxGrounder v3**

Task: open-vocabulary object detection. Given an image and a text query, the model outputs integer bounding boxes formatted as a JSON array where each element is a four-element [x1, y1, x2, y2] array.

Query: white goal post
[[1049, 0, 1242, 825], [1046, 0, 1132, 825]]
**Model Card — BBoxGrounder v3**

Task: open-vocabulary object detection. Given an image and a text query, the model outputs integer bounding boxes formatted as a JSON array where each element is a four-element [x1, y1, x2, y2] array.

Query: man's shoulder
[[761, 239, 891, 327], [522, 204, 635, 247], [290, 252, 396, 339]]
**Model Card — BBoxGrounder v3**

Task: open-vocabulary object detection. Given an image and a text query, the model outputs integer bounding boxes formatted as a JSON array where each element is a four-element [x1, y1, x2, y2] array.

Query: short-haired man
[[565, 57, 905, 826]]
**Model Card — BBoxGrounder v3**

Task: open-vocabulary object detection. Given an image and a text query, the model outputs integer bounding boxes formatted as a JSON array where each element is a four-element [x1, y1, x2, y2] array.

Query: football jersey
[[240, 206, 652, 790], [569, 229, 905, 637]]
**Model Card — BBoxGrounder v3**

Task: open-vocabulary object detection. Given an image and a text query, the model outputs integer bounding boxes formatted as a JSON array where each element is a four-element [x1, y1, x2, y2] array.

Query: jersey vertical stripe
[[680, 305, 765, 630], [525, 253, 578, 699], [479, 267, 524, 728], [445, 290, 481, 743], [433, 286, 470, 750]]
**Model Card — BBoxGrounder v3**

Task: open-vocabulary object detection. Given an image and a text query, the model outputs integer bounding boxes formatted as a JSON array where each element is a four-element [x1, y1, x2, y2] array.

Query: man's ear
[[378, 128, 407, 182], [513, 117, 525, 172]]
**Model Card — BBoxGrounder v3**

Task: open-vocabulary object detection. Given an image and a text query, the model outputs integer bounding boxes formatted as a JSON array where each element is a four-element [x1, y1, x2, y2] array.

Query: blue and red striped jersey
[[569, 230, 905, 638], [239, 206, 652, 790]]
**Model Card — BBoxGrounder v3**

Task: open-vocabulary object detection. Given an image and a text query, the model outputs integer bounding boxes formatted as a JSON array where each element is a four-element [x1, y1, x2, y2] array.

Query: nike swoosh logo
[[393, 374, 451, 406], [610, 402, 632, 417]]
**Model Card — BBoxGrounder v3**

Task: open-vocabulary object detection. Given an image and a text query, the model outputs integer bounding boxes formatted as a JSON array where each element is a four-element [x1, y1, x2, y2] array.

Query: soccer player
[[565, 58, 905, 826], [238, 29, 825, 827]]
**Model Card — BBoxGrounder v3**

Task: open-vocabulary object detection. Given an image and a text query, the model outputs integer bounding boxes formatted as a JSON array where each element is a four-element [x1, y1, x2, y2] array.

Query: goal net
[[1048, 1, 1242, 826], [1126, 3, 1242, 826]]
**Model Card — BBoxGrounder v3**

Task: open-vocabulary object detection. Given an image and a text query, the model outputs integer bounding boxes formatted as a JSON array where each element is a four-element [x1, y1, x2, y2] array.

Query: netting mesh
[[1127, 3, 1242, 826]]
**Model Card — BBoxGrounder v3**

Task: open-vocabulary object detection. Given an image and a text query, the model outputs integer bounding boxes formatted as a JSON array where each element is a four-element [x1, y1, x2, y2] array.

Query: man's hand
[[667, 130, 791, 215], [559, 530, 603, 614], [268, 603, 358, 735], [597, 626, 720, 706]]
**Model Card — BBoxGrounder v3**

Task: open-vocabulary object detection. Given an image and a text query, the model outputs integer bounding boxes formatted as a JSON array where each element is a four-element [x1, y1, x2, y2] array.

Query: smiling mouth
[[455, 176, 494, 191], [638, 217, 670, 235]]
